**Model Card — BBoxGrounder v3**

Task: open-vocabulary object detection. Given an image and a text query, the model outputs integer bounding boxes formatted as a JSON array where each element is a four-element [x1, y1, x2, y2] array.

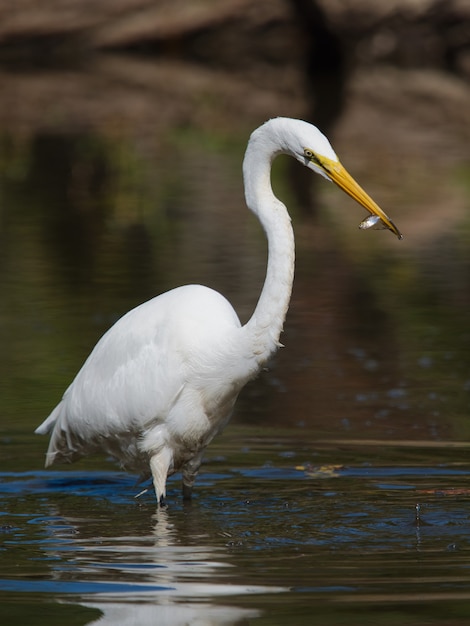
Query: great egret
[[35, 117, 402, 505]]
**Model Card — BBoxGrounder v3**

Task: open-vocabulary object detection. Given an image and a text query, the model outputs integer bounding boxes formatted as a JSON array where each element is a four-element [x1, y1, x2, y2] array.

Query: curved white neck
[[242, 126, 295, 366]]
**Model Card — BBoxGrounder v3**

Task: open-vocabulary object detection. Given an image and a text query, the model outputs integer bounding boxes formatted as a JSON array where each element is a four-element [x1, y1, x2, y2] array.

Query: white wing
[[36, 285, 244, 473]]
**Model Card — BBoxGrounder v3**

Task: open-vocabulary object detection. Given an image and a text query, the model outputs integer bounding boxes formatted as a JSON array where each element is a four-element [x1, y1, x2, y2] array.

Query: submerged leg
[[182, 451, 204, 501], [149, 448, 173, 506]]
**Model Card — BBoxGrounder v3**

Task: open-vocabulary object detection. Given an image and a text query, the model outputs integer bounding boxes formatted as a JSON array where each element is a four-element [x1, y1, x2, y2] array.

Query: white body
[[36, 285, 261, 497], [36, 117, 396, 504]]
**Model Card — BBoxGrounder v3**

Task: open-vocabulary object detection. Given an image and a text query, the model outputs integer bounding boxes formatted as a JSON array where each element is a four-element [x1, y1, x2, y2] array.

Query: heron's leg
[[182, 450, 204, 501], [150, 448, 173, 506]]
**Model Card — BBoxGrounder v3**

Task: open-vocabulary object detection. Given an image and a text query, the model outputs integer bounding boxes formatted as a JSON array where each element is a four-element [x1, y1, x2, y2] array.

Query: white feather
[[36, 118, 367, 505]]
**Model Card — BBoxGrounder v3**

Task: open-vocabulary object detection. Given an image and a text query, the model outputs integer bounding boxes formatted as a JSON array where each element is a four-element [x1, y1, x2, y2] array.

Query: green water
[[1, 59, 470, 625]]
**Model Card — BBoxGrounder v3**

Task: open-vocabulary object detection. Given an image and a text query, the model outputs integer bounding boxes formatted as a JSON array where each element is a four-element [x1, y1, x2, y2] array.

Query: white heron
[[35, 117, 402, 505]]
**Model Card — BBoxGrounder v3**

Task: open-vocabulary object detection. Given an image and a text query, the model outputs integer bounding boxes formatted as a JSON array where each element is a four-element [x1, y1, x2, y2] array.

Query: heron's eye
[[304, 148, 319, 164]]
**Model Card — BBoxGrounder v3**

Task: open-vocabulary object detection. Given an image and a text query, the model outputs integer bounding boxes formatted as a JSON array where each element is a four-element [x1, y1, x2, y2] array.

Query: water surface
[[1, 60, 470, 624], [2, 435, 470, 625]]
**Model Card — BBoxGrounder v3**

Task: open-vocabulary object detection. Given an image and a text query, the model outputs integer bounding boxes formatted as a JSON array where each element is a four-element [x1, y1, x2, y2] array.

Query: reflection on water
[[82, 604, 259, 626], [0, 59, 469, 624], [1, 438, 470, 625], [43, 506, 267, 625]]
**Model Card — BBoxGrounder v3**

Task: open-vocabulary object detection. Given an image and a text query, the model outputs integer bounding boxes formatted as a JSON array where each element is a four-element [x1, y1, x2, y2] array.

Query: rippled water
[[2, 435, 470, 625], [1, 61, 470, 624]]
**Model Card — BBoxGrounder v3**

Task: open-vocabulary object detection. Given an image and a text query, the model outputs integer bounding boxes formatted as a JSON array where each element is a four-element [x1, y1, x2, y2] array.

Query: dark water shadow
[[2, 436, 470, 624]]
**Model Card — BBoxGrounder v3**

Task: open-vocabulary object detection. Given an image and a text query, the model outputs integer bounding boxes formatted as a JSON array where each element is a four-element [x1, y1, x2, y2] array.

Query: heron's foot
[[150, 449, 172, 508], [181, 451, 203, 502], [182, 483, 193, 501], [159, 494, 168, 508]]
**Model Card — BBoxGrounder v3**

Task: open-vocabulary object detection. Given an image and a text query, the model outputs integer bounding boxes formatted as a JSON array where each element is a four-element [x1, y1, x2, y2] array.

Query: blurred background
[[0, 0, 469, 459], [1, 2, 470, 625]]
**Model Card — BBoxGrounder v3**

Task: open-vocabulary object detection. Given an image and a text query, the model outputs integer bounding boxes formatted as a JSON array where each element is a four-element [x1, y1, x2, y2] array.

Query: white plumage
[[36, 117, 401, 505]]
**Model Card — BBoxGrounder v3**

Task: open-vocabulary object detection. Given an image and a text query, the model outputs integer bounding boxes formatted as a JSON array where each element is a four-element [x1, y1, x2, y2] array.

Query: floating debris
[[295, 464, 343, 478]]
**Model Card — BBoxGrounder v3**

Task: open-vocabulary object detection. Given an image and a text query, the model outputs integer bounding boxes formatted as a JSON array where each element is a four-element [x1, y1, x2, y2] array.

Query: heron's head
[[271, 117, 403, 240]]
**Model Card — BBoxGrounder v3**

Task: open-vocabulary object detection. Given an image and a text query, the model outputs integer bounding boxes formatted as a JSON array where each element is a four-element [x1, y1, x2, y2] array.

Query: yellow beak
[[318, 156, 403, 240]]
